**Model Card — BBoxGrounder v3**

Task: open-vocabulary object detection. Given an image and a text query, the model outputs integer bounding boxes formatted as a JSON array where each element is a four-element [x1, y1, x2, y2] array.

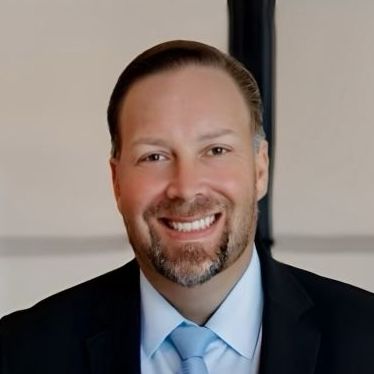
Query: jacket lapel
[[257, 241, 321, 374], [86, 260, 141, 374]]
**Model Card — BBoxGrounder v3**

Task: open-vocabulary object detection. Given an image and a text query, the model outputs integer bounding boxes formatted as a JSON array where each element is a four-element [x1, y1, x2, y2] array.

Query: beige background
[[1, 0, 373, 317]]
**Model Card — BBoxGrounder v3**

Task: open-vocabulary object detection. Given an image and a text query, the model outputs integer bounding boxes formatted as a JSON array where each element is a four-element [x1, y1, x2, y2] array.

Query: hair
[[107, 40, 265, 158]]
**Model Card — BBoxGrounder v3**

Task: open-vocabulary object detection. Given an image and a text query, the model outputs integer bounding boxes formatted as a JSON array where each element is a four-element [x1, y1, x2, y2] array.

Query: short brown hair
[[107, 40, 264, 158]]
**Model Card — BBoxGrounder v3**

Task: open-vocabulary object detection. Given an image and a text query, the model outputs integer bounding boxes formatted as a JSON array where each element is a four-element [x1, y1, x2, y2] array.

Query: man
[[1, 40, 374, 374]]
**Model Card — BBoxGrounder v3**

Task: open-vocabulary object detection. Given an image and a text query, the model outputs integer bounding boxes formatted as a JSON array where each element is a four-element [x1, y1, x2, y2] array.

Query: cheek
[[118, 170, 168, 217], [206, 163, 255, 200]]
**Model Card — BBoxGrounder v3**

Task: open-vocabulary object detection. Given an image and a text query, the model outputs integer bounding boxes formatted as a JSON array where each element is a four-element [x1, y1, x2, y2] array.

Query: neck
[[143, 245, 253, 325]]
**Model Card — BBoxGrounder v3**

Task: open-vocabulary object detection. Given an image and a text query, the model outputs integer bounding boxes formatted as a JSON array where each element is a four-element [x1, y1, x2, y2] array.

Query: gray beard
[[130, 200, 257, 288], [147, 225, 231, 287]]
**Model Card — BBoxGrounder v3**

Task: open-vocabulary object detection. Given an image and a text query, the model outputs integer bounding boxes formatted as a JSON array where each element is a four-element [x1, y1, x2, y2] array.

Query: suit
[[1, 239, 374, 374]]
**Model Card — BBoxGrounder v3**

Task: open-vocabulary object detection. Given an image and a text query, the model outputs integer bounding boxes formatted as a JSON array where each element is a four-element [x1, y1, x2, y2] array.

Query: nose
[[165, 160, 207, 201]]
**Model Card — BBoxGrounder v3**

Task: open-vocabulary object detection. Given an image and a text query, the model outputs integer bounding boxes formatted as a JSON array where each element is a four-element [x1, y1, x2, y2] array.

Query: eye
[[206, 146, 230, 156], [140, 153, 167, 162]]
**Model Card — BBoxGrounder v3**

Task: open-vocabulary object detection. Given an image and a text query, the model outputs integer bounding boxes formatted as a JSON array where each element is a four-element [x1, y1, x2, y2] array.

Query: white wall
[[272, 0, 374, 293], [274, 0, 374, 237], [1, 0, 373, 317]]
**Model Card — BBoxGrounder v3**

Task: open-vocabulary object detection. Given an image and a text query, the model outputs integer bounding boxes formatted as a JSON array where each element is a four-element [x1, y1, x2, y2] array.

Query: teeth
[[169, 215, 216, 232]]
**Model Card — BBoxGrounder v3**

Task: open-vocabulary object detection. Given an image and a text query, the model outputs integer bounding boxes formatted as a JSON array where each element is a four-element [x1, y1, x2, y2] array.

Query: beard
[[125, 193, 258, 288]]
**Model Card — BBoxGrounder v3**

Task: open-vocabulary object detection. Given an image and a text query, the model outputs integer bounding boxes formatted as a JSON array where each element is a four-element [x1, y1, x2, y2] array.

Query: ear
[[255, 140, 269, 201], [109, 158, 121, 208]]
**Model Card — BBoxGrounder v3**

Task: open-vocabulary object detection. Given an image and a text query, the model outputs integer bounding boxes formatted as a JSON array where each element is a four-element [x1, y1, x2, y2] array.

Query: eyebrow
[[132, 128, 236, 148]]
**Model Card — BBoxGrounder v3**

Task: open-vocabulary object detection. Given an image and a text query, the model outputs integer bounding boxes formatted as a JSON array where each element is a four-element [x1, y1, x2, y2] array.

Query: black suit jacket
[[1, 241, 374, 374]]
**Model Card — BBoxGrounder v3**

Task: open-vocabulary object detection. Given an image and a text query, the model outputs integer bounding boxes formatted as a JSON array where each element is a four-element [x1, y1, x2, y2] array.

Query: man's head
[[108, 40, 269, 288]]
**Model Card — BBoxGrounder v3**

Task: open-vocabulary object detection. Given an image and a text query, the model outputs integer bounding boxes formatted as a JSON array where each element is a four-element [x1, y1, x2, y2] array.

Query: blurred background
[[1, 0, 373, 317]]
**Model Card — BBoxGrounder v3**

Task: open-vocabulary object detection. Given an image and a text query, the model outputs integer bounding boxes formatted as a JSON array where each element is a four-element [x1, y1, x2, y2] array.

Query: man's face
[[111, 65, 268, 287]]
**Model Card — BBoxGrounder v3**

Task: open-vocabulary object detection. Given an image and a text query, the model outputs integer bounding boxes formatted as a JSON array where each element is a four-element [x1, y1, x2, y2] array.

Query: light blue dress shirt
[[140, 246, 263, 374]]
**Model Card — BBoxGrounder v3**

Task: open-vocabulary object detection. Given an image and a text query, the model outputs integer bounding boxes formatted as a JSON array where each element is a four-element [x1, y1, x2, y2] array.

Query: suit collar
[[256, 238, 321, 374], [86, 260, 141, 374]]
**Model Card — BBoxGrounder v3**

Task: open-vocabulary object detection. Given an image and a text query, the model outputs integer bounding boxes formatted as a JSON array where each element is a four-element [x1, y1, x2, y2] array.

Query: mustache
[[144, 195, 226, 218]]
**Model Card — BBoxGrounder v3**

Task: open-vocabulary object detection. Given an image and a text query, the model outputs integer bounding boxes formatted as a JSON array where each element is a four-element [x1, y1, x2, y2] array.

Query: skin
[[110, 65, 269, 324]]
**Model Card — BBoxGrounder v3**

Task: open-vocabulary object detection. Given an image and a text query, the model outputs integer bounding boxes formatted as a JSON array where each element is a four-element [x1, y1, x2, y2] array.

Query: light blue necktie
[[169, 324, 216, 374]]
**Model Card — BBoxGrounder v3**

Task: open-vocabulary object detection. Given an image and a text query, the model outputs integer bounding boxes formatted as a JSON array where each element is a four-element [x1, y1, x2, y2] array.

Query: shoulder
[[283, 261, 374, 309], [0, 260, 140, 372], [280, 261, 374, 336], [284, 263, 374, 371], [0, 259, 139, 338]]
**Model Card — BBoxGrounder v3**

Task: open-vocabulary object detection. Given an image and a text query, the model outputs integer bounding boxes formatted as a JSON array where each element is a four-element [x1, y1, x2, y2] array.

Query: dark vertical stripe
[[228, 0, 276, 250]]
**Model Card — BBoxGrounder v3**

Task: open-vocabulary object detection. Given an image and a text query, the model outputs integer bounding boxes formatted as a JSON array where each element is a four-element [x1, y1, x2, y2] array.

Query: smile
[[161, 214, 219, 233]]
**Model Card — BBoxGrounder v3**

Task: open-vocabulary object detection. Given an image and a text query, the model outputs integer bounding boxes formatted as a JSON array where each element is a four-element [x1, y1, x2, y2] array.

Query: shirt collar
[[205, 246, 263, 359], [140, 245, 263, 360], [140, 271, 184, 357]]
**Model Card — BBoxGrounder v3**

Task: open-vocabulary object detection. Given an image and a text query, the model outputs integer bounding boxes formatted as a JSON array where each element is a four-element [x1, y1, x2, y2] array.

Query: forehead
[[118, 65, 251, 142]]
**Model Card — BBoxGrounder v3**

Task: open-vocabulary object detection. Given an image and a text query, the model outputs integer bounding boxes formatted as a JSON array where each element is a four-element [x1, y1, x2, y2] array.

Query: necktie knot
[[169, 324, 215, 373]]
